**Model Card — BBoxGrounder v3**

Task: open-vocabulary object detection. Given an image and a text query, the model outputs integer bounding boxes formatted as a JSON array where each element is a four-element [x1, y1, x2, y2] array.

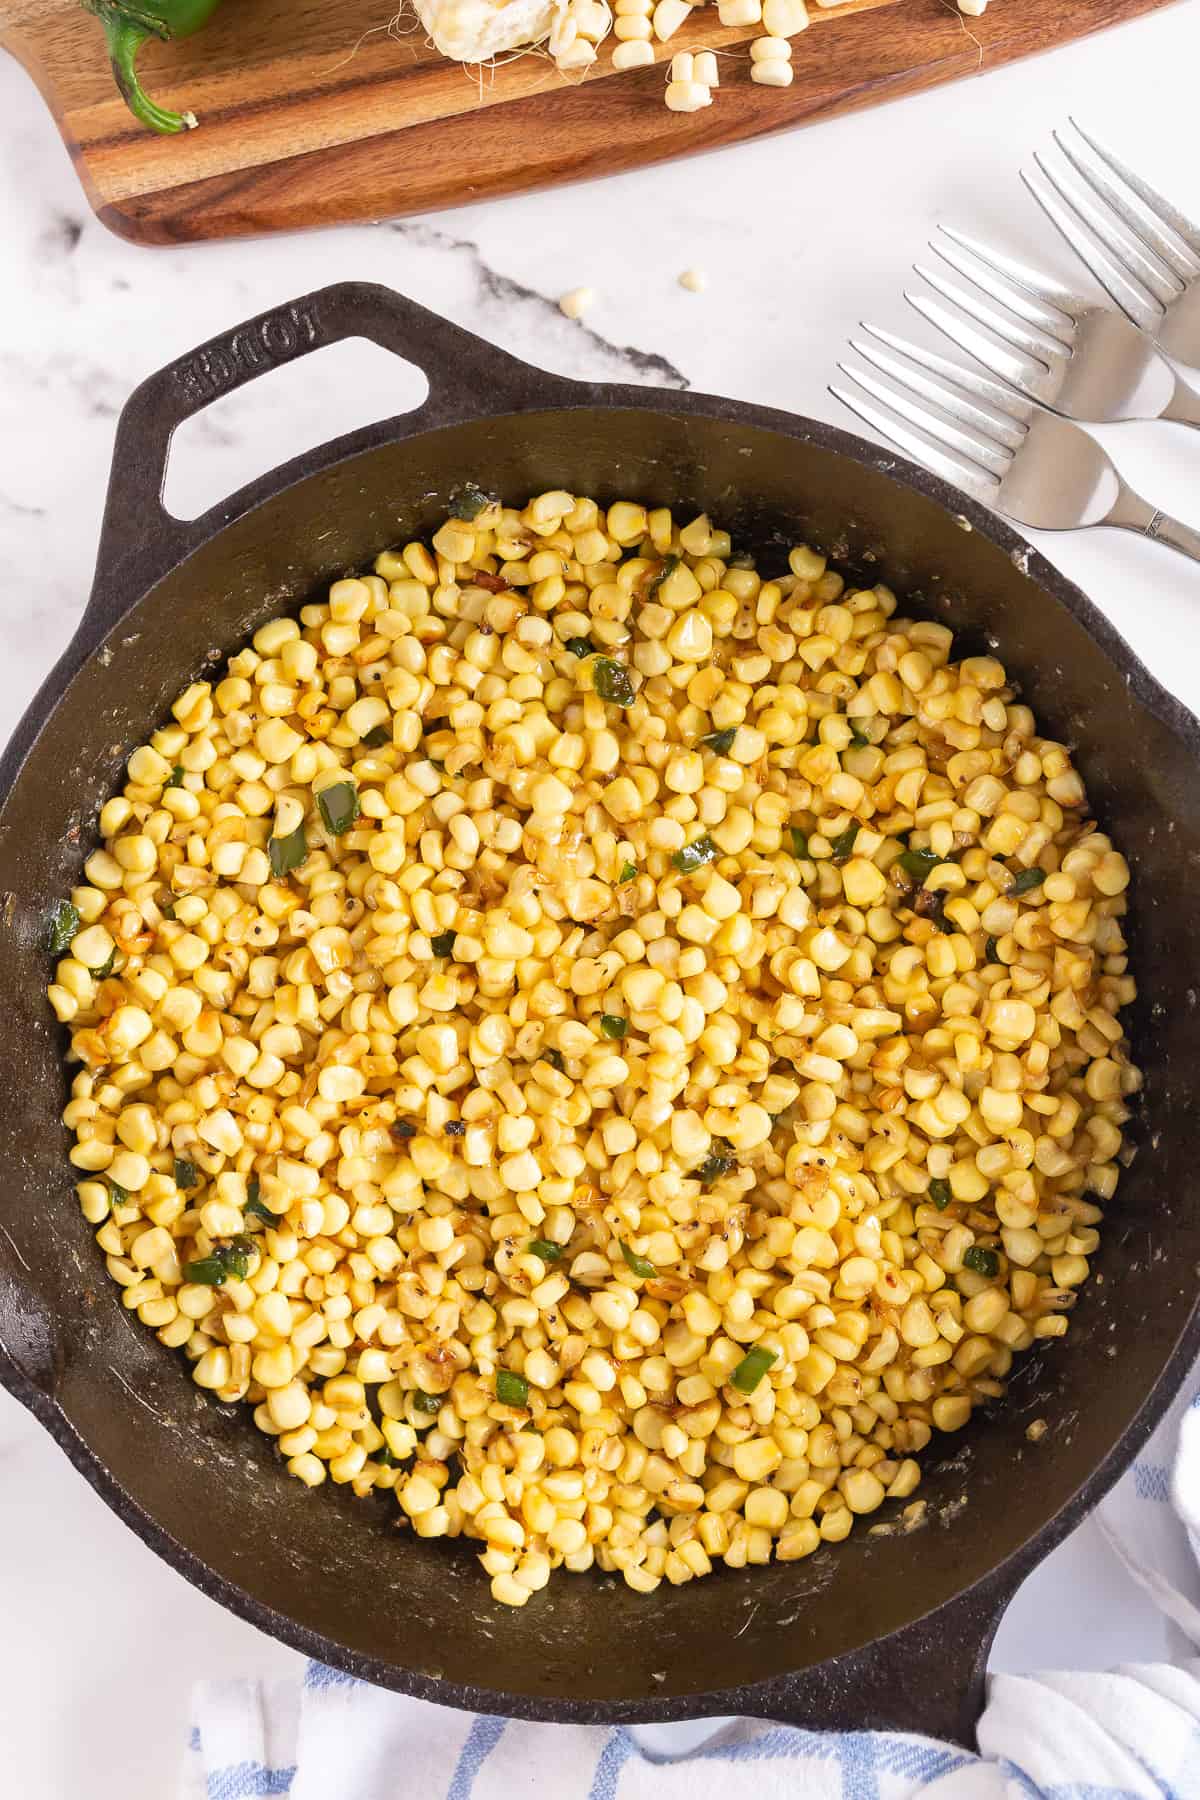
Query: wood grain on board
[[0, 0, 1181, 244]]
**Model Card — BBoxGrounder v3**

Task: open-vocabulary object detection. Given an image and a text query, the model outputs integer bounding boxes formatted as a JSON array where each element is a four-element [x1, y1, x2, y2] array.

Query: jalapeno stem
[[96, 8, 198, 133]]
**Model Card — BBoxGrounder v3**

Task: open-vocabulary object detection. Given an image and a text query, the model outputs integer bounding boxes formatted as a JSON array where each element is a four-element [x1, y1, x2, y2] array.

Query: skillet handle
[[86, 280, 575, 634], [745, 1564, 1018, 1749]]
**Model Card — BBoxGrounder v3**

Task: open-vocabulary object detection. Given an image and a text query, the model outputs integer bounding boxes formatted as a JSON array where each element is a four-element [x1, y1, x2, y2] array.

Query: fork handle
[[1109, 486, 1200, 563], [1162, 377, 1200, 430]]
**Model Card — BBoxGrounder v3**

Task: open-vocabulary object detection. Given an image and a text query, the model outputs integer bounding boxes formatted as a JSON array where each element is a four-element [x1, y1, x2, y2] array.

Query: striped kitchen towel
[[180, 1375, 1200, 1800]]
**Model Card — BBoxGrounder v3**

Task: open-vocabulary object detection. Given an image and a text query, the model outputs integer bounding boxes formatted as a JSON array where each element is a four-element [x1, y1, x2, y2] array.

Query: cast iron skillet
[[1, 281, 1198, 1748]]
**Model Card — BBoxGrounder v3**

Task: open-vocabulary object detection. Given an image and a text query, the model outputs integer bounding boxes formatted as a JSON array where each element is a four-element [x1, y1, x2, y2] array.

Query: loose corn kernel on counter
[[48, 491, 1138, 1607]]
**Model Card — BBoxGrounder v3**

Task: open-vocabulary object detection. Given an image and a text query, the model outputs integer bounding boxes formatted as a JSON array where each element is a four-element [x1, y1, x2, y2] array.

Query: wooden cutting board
[[0, 0, 1180, 244]]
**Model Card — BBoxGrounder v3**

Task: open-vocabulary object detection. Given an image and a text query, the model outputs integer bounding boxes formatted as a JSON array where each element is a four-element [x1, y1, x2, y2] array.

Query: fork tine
[[934, 228, 1078, 341], [937, 225, 1090, 318], [905, 288, 1048, 402], [828, 377, 998, 503], [1066, 118, 1200, 276], [915, 261, 1062, 372], [1040, 141, 1180, 311], [834, 360, 1013, 479], [1022, 160, 1163, 335], [855, 327, 1029, 449], [1051, 130, 1185, 307]]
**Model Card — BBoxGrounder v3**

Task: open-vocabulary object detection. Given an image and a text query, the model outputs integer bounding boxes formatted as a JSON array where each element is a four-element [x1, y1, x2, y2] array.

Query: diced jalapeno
[[244, 1178, 273, 1224], [268, 824, 307, 880], [592, 657, 635, 707], [897, 849, 942, 880], [317, 782, 359, 837], [183, 1256, 227, 1286], [730, 1345, 777, 1395], [185, 1237, 254, 1285], [695, 1146, 736, 1184], [450, 482, 497, 521], [701, 727, 736, 754], [496, 1370, 529, 1407], [620, 1242, 656, 1278], [672, 835, 717, 874], [46, 900, 80, 957]]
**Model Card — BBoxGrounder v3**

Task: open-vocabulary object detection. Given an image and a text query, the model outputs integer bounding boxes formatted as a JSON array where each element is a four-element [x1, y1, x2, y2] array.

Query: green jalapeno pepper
[[82, 0, 224, 135]]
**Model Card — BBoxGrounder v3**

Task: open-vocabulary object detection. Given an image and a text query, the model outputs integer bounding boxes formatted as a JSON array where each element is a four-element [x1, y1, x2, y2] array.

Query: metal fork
[[830, 329, 1200, 564], [1024, 120, 1200, 371], [907, 226, 1200, 429]]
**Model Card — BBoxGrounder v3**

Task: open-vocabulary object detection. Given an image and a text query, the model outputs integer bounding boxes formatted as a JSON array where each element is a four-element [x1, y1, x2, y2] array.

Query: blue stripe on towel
[[589, 1727, 635, 1800], [586, 1720, 970, 1799], [303, 1660, 361, 1692], [839, 1731, 880, 1800], [445, 1714, 507, 1800], [206, 1762, 296, 1800], [693, 1724, 966, 1787], [1133, 1463, 1171, 1502], [872, 1738, 969, 1783]]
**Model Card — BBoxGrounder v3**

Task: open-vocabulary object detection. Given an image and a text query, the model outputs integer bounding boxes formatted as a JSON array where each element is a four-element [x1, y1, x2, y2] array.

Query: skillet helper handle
[[750, 1567, 1016, 1748], [89, 280, 571, 612]]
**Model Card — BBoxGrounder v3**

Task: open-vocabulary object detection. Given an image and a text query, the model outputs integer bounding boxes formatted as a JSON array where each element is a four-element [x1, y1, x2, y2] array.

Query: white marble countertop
[[3, 7, 1200, 1792]]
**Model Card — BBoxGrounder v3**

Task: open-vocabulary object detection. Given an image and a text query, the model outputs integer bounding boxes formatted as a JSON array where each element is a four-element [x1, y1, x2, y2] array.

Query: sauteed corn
[[47, 490, 1138, 1605]]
